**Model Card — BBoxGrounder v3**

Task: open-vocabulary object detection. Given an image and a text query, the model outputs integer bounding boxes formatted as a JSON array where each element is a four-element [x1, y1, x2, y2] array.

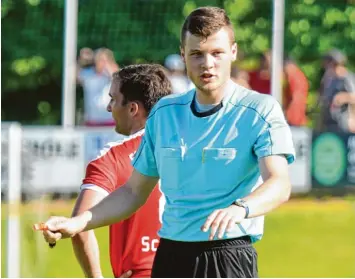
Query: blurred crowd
[[76, 47, 355, 133]]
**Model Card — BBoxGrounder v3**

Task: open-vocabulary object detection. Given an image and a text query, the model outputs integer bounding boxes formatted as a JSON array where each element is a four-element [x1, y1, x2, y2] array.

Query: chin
[[118, 129, 130, 136], [114, 126, 123, 134], [197, 83, 221, 93]]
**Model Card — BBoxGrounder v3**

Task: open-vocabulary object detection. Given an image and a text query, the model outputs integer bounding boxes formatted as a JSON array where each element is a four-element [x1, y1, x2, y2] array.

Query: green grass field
[[2, 197, 355, 278]]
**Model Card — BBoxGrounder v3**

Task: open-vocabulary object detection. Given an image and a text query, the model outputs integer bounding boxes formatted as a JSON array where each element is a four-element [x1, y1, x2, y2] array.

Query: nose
[[107, 102, 112, 112], [201, 54, 214, 70]]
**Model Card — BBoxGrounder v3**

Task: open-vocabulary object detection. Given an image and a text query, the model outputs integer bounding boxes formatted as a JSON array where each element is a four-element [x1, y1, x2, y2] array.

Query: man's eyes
[[190, 52, 224, 57]]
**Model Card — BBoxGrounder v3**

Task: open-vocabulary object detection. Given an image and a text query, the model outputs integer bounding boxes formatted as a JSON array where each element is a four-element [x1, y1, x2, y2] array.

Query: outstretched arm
[[85, 170, 158, 230], [42, 170, 158, 241]]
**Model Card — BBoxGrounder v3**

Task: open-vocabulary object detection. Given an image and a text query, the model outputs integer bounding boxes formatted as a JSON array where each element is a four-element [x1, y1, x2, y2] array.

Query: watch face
[[234, 199, 249, 218], [235, 199, 246, 207]]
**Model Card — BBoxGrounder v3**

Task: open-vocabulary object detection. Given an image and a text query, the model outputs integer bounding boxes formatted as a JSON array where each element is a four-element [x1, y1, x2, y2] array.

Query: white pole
[[6, 123, 22, 278], [271, 0, 285, 104], [61, 0, 78, 127]]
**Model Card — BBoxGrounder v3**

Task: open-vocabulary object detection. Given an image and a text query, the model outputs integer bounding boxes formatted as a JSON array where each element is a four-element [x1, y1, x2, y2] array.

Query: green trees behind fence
[[2, 0, 355, 125]]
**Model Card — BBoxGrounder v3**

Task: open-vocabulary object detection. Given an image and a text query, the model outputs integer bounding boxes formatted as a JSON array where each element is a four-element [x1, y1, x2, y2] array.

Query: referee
[[42, 6, 295, 278]]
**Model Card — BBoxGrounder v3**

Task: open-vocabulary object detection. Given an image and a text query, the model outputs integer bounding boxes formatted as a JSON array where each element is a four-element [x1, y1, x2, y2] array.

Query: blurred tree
[[1, 0, 354, 126]]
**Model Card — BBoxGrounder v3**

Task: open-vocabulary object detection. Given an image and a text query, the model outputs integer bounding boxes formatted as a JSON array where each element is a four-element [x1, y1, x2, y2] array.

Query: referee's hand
[[202, 205, 246, 240], [42, 213, 91, 244]]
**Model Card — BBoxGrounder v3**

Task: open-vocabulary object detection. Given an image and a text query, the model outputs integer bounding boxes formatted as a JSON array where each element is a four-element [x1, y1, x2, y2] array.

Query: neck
[[130, 119, 146, 135], [196, 79, 231, 105]]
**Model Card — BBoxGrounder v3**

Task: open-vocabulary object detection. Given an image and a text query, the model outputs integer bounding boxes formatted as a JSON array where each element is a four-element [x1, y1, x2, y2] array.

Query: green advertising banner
[[312, 132, 355, 188]]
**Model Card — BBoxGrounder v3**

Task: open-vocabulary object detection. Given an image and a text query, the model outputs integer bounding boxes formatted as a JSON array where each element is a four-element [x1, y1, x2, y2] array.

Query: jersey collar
[[190, 79, 236, 118]]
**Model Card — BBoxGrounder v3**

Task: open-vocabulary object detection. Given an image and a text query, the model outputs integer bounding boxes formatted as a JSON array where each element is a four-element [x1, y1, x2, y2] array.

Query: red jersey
[[248, 70, 271, 95], [283, 62, 308, 126], [248, 65, 308, 126], [81, 130, 162, 278]]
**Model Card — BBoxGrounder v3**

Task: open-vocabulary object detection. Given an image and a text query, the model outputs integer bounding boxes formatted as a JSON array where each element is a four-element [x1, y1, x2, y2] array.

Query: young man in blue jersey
[[42, 6, 295, 278]]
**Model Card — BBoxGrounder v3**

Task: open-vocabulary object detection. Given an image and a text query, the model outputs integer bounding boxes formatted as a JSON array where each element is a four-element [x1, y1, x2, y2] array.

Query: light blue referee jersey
[[132, 80, 295, 242]]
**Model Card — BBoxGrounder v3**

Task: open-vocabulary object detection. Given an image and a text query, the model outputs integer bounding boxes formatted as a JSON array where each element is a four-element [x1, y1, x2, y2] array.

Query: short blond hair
[[94, 48, 116, 63]]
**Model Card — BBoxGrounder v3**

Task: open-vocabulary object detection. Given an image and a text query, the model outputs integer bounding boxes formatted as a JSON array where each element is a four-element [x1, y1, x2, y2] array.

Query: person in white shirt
[[77, 48, 119, 127], [164, 54, 194, 94]]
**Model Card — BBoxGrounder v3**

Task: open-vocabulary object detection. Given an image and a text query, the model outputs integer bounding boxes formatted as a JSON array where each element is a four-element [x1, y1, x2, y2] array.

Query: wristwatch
[[232, 199, 249, 218]]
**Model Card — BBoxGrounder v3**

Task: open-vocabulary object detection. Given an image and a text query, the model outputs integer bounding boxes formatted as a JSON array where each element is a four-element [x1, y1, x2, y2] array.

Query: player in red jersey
[[65, 64, 171, 278]]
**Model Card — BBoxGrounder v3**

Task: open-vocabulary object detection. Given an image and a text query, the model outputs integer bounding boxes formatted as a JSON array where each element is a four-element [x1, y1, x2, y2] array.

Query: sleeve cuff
[[80, 184, 110, 195]]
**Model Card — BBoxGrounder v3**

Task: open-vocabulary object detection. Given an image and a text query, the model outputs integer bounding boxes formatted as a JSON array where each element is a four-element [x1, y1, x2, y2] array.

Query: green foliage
[[2, 0, 64, 93], [2, 0, 355, 124]]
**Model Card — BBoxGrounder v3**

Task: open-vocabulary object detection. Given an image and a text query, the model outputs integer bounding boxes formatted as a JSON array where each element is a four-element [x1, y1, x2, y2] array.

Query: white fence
[[1, 123, 312, 195]]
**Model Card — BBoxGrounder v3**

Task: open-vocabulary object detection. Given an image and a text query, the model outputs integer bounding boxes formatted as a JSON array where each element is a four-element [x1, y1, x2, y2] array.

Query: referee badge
[[217, 148, 237, 160], [202, 148, 237, 163]]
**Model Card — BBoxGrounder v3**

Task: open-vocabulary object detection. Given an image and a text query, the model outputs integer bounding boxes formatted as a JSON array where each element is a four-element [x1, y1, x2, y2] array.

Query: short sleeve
[[253, 99, 296, 164], [82, 146, 118, 193], [132, 118, 159, 177]]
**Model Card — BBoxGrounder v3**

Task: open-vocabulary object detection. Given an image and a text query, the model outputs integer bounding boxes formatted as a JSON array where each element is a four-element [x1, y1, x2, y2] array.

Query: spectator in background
[[164, 54, 194, 94], [248, 51, 309, 126], [248, 52, 272, 95], [77, 48, 119, 127], [283, 58, 309, 126], [318, 49, 355, 133], [76, 47, 95, 125], [78, 47, 95, 71]]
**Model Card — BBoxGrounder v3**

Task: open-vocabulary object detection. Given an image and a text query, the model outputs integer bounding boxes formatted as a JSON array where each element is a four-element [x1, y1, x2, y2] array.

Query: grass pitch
[[1, 197, 355, 278]]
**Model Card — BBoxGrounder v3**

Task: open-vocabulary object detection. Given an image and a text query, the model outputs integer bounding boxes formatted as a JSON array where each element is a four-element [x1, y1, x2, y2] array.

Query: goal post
[[4, 122, 22, 278]]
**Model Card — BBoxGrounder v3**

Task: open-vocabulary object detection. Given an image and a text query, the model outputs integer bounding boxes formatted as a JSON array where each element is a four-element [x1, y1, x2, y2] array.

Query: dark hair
[[112, 64, 172, 115], [181, 6, 235, 47], [323, 49, 347, 66]]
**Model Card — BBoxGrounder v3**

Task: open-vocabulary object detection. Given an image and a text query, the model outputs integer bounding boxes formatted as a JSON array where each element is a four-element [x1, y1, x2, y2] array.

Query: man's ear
[[180, 46, 186, 64], [231, 42, 237, 62], [130, 102, 139, 117]]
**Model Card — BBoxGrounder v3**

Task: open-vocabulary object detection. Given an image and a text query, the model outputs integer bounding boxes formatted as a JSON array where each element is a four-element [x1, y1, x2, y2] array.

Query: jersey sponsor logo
[[141, 236, 159, 252], [201, 147, 237, 163]]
